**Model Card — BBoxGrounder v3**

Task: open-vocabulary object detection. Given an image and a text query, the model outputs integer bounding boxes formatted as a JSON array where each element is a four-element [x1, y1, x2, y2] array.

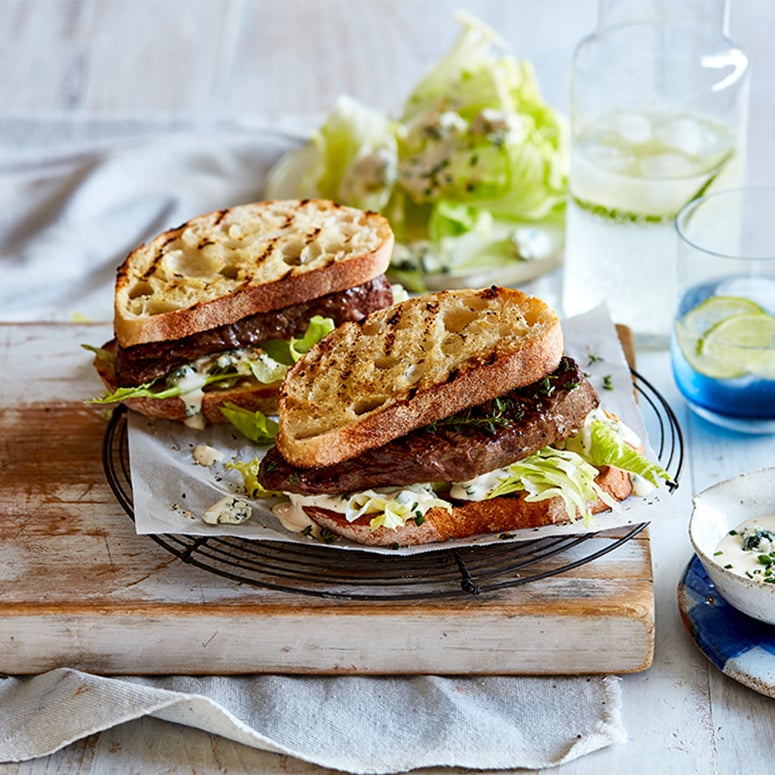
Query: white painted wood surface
[[1, 1, 775, 773]]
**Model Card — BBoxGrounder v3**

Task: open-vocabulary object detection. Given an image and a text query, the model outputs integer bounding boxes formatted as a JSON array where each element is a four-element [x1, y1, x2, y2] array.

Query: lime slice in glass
[[693, 313, 775, 379], [682, 296, 767, 334], [676, 296, 769, 379]]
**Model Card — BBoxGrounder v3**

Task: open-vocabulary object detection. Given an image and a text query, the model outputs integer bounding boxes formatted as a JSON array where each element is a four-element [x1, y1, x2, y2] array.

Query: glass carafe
[[562, 0, 750, 349]]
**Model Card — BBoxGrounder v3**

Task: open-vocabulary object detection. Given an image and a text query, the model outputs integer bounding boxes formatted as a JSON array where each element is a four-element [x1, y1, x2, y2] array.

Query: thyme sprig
[[426, 357, 582, 436], [429, 395, 523, 436]]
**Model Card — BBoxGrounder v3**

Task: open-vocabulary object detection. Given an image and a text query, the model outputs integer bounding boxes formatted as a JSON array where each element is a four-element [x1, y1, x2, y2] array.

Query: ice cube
[[654, 115, 729, 161], [639, 151, 701, 179], [578, 139, 635, 173], [607, 111, 652, 145]]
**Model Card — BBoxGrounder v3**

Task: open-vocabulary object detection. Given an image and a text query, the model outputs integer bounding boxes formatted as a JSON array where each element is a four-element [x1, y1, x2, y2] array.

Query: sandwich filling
[[112, 276, 394, 386], [257, 356, 671, 532], [260, 356, 595, 494], [88, 276, 394, 425]]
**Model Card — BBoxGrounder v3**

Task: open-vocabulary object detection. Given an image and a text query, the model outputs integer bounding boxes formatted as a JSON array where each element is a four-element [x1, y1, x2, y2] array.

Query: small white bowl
[[689, 467, 775, 625]]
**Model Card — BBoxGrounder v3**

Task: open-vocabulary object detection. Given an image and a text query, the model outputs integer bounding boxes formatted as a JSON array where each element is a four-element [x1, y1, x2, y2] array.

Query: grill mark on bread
[[255, 236, 281, 267]]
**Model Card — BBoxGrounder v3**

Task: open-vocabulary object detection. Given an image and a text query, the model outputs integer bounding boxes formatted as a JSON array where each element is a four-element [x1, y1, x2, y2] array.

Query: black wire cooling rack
[[103, 368, 683, 600]]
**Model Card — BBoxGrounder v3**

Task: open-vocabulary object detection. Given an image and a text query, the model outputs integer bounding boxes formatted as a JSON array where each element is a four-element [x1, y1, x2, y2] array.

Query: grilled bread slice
[[276, 286, 563, 469], [113, 199, 394, 347]]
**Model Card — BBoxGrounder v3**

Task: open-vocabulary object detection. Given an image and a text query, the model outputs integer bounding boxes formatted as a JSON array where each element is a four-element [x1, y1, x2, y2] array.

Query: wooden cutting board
[[0, 323, 654, 675]]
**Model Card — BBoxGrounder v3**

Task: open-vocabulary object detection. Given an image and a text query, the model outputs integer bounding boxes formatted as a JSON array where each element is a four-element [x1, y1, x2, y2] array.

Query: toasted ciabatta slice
[[303, 466, 633, 547], [276, 286, 563, 469], [114, 199, 394, 348]]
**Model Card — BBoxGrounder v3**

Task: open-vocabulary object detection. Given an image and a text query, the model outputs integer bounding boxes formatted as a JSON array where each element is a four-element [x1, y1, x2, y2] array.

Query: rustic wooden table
[[1, 1, 775, 773]]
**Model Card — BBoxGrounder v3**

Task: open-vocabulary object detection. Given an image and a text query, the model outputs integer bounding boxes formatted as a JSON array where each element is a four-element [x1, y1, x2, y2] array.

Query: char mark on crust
[[141, 232, 182, 281], [259, 356, 598, 495], [112, 275, 394, 386], [305, 227, 322, 244]]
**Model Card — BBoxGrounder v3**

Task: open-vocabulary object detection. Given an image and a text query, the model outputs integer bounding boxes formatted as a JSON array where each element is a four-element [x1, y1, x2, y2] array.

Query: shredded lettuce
[[456, 412, 671, 527], [345, 486, 452, 531], [263, 11, 567, 286], [488, 447, 616, 528]]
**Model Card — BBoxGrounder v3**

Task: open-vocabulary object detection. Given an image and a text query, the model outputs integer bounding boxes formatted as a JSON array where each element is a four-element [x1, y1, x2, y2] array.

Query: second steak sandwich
[[258, 286, 670, 547], [88, 199, 395, 428]]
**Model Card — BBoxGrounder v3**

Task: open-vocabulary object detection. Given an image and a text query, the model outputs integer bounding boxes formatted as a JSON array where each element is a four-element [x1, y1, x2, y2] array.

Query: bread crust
[[114, 199, 394, 348], [303, 466, 633, 547], [277, 286, 563, 469]]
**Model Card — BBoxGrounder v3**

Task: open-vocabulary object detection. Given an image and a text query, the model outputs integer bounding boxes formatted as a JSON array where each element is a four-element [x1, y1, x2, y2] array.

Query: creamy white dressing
[[166, 346, 280, 428], [399, 110, 467, 199], [340, 146, 397, 204], [272, 501, 320, 535], [577, 408, 640, 451], [201, 495, 253, 525], [713, 515, 775, 582], [630, 474, 655, 497], [469, 108, 521, 140], [169, 367, 207, 425], [450, 469, 506, 501]]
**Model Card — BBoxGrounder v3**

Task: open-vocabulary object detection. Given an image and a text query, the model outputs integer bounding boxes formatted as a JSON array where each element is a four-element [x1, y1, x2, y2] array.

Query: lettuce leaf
[[219, 403, 278, 443], [265, 95, 399, 213], [262, 11, 567, 279], [288, 315, 336, 360], [460, 412, 671, 527], [564, 412, 672, 488], [84, 373, 228, 405], [225, 457, 281, 499]]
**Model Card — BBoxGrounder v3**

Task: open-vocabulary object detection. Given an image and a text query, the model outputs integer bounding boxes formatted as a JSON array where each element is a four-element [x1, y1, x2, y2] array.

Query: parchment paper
[[129, 304, 665, 555]]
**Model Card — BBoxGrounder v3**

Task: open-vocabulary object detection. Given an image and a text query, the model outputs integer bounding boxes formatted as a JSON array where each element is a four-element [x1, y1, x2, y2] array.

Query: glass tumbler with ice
[[672, 188, 775, 434]]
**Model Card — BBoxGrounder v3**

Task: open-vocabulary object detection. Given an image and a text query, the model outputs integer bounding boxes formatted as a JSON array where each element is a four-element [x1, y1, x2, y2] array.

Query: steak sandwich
[[258, 286, 669, 547], [88, 199, 395, 427]]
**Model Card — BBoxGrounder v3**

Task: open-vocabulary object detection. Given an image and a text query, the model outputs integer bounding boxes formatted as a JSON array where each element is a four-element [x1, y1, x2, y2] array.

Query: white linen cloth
[[0, 669, 625, 772], [0, 115, 627, 772]]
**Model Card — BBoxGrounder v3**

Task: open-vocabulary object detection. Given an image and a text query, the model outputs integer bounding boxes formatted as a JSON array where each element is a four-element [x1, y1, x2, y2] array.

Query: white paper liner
[[128, 304, 664, 555]]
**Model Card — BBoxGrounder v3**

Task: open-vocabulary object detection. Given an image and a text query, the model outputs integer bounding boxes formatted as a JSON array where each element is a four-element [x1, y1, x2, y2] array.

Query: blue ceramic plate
[[678, 555, 775, 699]]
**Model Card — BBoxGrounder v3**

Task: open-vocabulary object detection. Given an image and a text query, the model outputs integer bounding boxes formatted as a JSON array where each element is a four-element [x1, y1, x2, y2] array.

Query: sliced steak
[[113, 275, 393, 386], [259, 357, 599, 495]]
